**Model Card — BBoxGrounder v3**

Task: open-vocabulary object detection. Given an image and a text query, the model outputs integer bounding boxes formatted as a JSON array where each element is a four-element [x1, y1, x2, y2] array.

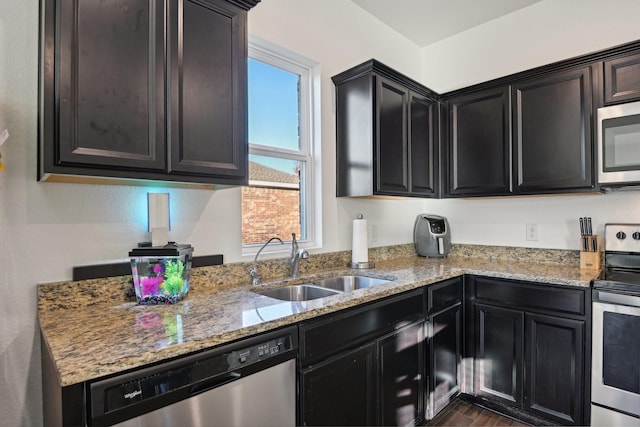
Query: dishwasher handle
[[190, 372, 241, 395]]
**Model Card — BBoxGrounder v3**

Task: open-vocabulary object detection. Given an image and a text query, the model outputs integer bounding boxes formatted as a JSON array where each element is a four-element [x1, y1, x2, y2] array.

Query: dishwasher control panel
[[235, 336, 286, 366], [88, 327, 297, 426]]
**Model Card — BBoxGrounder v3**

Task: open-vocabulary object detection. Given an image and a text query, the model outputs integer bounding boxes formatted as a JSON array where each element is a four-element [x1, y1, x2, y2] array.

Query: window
[[242, 37, 320, 253]]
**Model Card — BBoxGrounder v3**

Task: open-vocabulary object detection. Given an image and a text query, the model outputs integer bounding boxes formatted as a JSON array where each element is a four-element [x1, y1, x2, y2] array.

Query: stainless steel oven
[[598, 100, 640, 186], [592, 224, 640, 426]]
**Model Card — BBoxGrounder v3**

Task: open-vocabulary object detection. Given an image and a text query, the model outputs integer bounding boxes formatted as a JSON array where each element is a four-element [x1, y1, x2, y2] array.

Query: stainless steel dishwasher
[[88, 326, 297, 426]]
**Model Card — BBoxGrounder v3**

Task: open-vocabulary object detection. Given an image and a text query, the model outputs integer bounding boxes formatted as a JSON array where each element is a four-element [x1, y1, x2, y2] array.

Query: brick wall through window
[[242, 160, 302, 245], [241, 186, 301, 244]]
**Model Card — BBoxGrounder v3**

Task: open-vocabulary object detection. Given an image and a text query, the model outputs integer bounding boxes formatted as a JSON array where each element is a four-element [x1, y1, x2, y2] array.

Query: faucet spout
[[289, 233, 309, 278], [249, 236, 283, 286]]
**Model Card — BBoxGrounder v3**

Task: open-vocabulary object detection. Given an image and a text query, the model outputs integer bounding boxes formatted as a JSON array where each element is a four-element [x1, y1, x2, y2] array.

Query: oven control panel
[[605, 223, 640, 252]]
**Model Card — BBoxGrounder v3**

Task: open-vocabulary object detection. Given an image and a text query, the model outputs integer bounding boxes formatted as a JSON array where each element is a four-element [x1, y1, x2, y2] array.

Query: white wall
[[3, 0, 640, 425], [421, 0, 640, 93]]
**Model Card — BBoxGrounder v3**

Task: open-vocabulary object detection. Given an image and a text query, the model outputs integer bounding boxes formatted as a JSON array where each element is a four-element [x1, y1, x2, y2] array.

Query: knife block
[[579, 235, 601, 270]]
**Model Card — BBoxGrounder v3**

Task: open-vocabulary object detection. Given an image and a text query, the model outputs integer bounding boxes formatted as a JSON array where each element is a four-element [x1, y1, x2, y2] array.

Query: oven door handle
[[594, 290, 640, 308]]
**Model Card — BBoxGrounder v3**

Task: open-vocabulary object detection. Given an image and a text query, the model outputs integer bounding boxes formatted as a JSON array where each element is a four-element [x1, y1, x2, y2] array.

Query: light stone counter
[[38, 245, 599, 387]]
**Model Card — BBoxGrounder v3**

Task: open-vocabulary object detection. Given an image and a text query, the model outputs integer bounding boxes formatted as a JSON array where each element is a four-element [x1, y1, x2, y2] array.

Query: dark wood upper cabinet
[[444, 87, 511, 196], [410, 92, 438, 195], [442, 67, 596, 198], [511, 65, 595, 193], [376, 78, 409, 194], [53, 0, 166, 172], [603, 51, 640, 104], [168, 0, 247, 179], [40, 0, 258, 186], [333, 60, 439, 198]]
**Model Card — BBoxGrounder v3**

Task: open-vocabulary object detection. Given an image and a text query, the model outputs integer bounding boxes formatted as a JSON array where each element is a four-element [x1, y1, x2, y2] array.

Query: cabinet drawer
[[472, 276, 585, 316], [427, 277, 462, 312], [299, 289, 424, 366]]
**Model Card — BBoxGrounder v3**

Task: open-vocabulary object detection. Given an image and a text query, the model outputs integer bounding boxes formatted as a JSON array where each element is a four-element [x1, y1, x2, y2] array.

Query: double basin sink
[[253, 275, 393, 302]]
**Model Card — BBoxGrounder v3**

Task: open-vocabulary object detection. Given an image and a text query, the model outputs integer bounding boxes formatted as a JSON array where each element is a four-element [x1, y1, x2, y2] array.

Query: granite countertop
[[38, 254, 599, 387]]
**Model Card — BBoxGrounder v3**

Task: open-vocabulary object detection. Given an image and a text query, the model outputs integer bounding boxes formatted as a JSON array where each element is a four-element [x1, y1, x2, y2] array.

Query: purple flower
[[141, 275, 162, 295], [153, 263, 165, 275]]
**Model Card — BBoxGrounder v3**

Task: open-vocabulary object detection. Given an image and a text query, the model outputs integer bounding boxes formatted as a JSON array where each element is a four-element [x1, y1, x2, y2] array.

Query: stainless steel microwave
[[598, 100, 640, 186]]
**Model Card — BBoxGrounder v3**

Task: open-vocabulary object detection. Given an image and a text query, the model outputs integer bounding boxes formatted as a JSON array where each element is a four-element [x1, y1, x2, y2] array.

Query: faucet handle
[[299, 248, 309, 259]]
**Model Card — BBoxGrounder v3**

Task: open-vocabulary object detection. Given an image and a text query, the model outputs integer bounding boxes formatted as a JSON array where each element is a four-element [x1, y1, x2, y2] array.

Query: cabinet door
[[512, 66, 594, 193], [525, 314, 584, 425], [376, 77, 409, 194], [409, 93, 438, 196], [446, 87, 511, 196], [428, 303, 462, 419], [604, 52, 640, 104], [379, 320, 425, 426], [168, 0, 248, 180], [300, 343, 377, 426], [55, 0, 166, 171], [475, 303, 524, 407]]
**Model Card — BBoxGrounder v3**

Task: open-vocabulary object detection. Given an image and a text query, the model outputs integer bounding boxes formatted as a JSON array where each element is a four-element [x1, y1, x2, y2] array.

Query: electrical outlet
[[369, 224, 378, 243], [526, 223, 538, 241]]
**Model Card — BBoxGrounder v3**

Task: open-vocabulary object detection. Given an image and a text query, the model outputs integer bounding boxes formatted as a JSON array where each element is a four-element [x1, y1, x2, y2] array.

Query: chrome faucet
[[249, 237, 283, 286], [289, 233, 309, 278]]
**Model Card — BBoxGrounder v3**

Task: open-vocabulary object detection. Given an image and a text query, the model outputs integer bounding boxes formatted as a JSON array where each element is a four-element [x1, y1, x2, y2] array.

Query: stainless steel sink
[[308, 275, 392, 292], [252, 275, 394, 302], [253, 284, 341, 301]]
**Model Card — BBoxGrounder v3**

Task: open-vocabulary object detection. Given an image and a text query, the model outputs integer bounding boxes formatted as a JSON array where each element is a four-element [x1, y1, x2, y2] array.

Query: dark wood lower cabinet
[[525, 314, 584, 425], [429, 302, 462, 417], [475, 303, 524, 406], [468, 276, 588, 426], [379, 321, 425, 426], [300, 343, 377, 426], [300, 320, 425, 426], [298, 290, 426, 426]]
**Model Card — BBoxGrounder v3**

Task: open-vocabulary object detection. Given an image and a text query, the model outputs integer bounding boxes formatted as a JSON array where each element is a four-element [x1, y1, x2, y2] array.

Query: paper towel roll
[[352, 214, 368, 264]]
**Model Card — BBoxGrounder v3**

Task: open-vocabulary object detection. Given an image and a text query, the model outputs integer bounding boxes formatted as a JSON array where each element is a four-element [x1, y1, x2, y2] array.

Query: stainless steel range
[[592, 224, 640, 426]]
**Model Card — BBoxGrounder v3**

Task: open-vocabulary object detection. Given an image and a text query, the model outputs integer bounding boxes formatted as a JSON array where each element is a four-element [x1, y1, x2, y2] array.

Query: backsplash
[[37, 243, 581, 311], [449, 244, 580, 264]]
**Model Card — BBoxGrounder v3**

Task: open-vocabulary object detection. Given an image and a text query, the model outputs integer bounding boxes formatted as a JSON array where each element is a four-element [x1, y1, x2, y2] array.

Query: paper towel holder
[[349, 213, 375, 269]]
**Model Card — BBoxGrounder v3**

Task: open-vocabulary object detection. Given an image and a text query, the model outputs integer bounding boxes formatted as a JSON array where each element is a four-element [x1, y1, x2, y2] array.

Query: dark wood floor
[[427, 399, 530, 426]]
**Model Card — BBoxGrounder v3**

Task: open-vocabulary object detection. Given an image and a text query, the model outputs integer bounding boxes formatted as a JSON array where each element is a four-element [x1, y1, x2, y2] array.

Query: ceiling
[[351, 0, 543, 47]]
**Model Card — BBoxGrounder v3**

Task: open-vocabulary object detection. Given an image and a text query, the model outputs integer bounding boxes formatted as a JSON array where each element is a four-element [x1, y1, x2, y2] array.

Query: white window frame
[[242, 36, 322, 257]]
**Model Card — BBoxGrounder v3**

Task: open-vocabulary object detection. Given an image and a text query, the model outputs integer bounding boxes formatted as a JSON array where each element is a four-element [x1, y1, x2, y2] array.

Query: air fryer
[[414, 214, 451, 258]]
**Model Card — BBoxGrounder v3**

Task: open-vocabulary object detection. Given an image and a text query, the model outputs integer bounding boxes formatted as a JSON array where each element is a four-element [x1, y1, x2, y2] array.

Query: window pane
[[248, 58, 301, 151], [242, 154, 305, 245]]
